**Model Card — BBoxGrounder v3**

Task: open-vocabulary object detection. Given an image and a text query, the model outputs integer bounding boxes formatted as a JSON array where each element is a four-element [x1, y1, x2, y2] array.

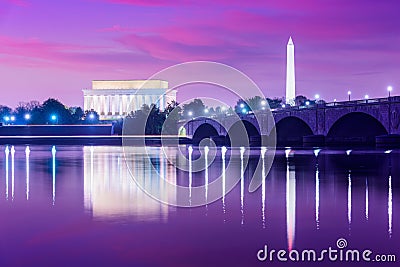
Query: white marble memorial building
[[83, 80, 176, 120]]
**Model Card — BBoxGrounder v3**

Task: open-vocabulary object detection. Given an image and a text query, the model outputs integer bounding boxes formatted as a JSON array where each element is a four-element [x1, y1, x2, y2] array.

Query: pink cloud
[[98, 24, 135, 33], [0, 35, 155, 71], [156, 26, 229, 47], [117, 33, 234, 61]]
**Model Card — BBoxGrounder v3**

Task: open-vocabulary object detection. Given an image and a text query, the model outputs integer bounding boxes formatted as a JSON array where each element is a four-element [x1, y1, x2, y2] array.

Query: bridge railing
[[179, 96, 400, 121], [274, 96, 400, 111], [325, 97, 392, 107]]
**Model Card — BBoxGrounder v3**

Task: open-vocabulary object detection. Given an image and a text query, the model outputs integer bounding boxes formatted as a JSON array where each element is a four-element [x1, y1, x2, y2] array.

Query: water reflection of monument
[[285, 149, 296, 251], [83, 146, 176, 221]]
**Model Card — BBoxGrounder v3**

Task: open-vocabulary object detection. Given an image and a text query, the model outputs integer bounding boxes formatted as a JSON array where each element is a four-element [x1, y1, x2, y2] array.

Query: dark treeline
[[120, 101, 181, 135], [0, 98, 99, 125]]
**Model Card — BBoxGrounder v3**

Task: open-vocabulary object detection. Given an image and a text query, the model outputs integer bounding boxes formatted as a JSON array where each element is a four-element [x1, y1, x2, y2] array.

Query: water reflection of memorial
[[83, 146, 176, 221]]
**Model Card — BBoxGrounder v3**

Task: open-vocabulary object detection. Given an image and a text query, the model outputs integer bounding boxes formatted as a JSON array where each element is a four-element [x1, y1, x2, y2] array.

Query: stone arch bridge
[[179, 96, 400, 146]]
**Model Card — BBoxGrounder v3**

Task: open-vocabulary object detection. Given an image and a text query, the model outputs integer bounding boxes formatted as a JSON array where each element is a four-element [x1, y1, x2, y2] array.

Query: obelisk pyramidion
[[286, 36, 295, 105]]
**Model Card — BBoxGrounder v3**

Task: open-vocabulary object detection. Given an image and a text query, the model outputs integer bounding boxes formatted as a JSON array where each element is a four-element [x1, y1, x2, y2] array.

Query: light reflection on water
[[11, 146, 15, 201], [285, 149, 296, 251], [52, 146, 56, 205], [261, 147, 266, 229], [5, 146, 9, 200], [315, 159, 320, 229], [25, 146, 30, 201], [0, 145, 398, 266], [389, 173, 393, 238], [83, 146, 173, 222], [348, 169, 352, 234]]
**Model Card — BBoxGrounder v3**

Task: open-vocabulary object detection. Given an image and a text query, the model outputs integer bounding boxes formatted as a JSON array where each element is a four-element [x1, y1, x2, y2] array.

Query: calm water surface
[[0, 145, 398, 266]]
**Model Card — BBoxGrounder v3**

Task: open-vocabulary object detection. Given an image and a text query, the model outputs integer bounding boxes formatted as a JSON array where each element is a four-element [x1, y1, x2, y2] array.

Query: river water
[[0, 145, 398, 266]]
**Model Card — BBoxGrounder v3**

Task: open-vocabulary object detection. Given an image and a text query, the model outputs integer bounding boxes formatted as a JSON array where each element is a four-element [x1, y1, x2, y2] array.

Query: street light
[[305, 101, 310, 106], [188, 111, 193, 117], [347, 91, 351, 101], [241, 108, 247, 114], [51, 114, 58, 124], [4, 116, 10, 122], [364, 94, 369, 102], [204, 108, 209, 114], [240, 103, 245, 108], [281, 104, 286, 108], [315, 94, 320, 100], [388, 86, 393, 97], [24, 114, 31, 120], [10, 116, 15, 122], [261, 100, 267, 106], [89, 113, 95, 119]]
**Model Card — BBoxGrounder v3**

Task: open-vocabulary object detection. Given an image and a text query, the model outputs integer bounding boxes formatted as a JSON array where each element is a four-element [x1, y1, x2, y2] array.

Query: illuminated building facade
[[82, 80, 176, 120]]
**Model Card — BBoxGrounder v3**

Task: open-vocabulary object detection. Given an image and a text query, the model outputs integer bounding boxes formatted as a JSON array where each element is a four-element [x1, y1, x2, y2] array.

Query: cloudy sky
[[0, 0, 399, 107]]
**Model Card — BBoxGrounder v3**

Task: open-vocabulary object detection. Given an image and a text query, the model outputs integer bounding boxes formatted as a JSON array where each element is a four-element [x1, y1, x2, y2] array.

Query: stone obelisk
[[286, 37, 295, 105]]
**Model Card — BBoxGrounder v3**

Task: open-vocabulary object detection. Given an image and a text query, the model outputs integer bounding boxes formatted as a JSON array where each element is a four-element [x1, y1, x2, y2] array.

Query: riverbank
[[0, 125, 112, 136], [0, 136, 192, 145]]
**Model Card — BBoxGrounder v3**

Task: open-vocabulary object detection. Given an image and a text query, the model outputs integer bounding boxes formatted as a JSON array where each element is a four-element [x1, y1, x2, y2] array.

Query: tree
[[124, 104, 164, 135], [70, 107, 85, 123], [145, 104, 165, 134], [0, 98, 92, 125], [267, 98, 283, 109], [234, 96, 271, 113], [83, 110, 99, 124], [182, 99, 206, 118], [14, 102, 35, 124], [295, 95, 308, 106], [164, 101, 181, 117], [30, 103, 46, 125], [162, 101, 181, 134], [247, 96, 265, 110], [41, 98, 74, 124], [234, 99, 251, 114], [0, 105, 12, 123]]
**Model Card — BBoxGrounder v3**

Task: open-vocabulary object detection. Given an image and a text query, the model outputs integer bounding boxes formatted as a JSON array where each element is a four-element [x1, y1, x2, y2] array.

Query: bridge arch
[[229, 119, 261, 135], [327, 112, 388, 144], [238, 117, 262, 135], [184, 117, 228, 137], [192, 122, 219, 142], [227, 119, 261, 146], [273, 116, 314, 145]]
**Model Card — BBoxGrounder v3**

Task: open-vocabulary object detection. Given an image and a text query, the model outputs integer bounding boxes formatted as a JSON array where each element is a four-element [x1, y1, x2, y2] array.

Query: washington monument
[[286, 37, 295, 105]]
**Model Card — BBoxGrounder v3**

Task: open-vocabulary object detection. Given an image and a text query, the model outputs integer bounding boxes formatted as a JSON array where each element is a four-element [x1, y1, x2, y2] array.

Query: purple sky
[[0, 0, 399, 107]]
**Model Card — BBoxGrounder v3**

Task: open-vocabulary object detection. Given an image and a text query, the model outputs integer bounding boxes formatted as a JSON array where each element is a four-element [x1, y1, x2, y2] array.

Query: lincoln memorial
[[82, 80, 176, 120]]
